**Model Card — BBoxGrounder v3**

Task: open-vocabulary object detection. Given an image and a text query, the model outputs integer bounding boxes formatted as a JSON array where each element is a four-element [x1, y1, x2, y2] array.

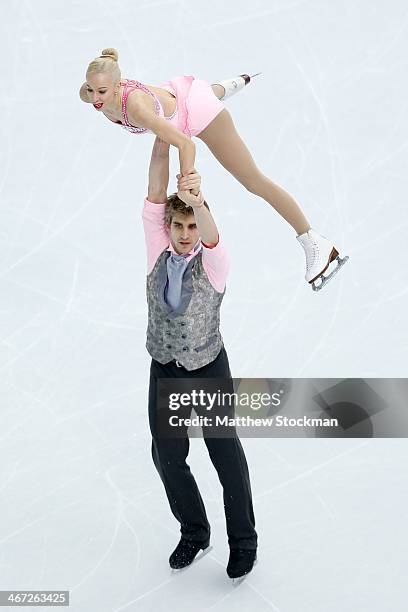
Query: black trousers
[[148, 347, 257, 550]]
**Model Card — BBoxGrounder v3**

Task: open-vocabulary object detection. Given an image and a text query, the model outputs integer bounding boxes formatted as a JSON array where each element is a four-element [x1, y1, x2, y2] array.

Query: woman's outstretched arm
[[126, 95, 196, 178]]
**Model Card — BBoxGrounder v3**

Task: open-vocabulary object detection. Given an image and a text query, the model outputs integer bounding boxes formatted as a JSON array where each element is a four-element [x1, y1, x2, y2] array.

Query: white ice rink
[[1, 0, 408, 610]]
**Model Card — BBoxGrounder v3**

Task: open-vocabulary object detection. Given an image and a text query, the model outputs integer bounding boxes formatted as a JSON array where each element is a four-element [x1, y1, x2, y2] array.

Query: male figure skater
[[143, 136, 257, 580]]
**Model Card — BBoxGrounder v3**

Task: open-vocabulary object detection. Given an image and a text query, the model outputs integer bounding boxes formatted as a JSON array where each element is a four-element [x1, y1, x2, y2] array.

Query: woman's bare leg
[[211, 84, 225, 100], [197, 109, 310, 234]]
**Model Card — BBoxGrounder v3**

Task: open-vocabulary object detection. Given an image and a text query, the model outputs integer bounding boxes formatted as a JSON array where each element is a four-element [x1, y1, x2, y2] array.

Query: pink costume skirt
[[160, 75, 225, 138]]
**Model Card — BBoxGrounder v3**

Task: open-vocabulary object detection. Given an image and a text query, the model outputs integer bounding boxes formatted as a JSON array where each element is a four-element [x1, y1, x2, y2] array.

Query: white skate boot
[[296, 229, 349, 291], [212, 73, 261, 101]]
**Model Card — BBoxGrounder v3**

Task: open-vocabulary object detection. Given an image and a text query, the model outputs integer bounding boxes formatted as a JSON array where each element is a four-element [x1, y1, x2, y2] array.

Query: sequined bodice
[[103, 79, 177, 135]]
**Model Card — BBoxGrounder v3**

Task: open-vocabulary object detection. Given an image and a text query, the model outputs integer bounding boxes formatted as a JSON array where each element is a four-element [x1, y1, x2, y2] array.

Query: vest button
[[166, 344, 172, 349], [180, 322, 186, 326], [182, 346, 189, 351], [181, 334, 187, 339]]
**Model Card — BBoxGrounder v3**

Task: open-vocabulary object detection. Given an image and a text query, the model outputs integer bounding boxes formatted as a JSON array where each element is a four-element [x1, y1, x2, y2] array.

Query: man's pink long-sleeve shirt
[[142, 198, 230, 293]]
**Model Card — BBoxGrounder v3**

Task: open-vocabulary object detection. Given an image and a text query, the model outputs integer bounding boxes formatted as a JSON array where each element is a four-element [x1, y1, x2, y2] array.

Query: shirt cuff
[[201, 234, 220, 249], [144, 197, 167, 206]]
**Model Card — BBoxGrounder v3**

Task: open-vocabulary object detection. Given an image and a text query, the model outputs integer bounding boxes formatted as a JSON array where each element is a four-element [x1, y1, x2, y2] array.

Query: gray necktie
[[165, 253, 189, 309]]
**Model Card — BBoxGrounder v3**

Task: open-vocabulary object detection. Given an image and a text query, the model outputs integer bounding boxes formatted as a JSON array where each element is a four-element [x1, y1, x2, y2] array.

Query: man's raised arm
[[143, 138, 171, 274], [147, 137, 170, 203]]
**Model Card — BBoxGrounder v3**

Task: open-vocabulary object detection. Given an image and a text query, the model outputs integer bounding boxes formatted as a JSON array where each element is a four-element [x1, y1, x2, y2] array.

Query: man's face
[[85, 73, 117, 110], [168, 212, 200, 254]]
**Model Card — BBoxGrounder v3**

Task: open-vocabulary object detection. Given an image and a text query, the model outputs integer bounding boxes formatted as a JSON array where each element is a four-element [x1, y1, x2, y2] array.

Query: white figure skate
[[296, 229, 349, 292], [212, 72, 262, 100]]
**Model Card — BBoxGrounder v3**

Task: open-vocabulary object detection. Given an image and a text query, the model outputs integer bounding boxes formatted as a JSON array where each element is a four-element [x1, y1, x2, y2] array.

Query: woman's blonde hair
[[86, 48, 121, 82]]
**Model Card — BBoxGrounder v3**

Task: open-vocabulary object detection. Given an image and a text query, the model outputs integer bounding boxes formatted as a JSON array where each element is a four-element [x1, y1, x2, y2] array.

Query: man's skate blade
[[230, 558, 258, 586], [312, 255, 349, 292], [170, 545, 213, 574]]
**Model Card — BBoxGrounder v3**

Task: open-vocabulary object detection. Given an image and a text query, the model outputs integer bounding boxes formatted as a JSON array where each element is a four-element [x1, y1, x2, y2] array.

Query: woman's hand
[[176, 172, 203, 207], [177, 171, 201, 197], [177, 172, 200, 193]]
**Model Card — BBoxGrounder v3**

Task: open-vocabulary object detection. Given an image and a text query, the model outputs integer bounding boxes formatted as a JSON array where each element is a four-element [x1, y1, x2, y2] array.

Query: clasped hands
[[176, 170, 204, 208]]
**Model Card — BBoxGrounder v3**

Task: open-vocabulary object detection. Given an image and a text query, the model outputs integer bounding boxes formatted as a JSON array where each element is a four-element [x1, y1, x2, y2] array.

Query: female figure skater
[[79, 48, 348, 291]]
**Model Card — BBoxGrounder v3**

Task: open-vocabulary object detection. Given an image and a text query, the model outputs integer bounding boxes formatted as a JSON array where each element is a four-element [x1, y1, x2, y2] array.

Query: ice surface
[[1, 1, 407, 610]]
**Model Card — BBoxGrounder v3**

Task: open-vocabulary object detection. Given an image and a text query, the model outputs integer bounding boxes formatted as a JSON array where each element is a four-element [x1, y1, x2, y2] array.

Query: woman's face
[[85, 73, 118, 111]]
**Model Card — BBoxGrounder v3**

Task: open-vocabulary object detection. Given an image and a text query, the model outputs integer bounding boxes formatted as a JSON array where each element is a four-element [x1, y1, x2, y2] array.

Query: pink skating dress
[[104, 76, 225, 138]]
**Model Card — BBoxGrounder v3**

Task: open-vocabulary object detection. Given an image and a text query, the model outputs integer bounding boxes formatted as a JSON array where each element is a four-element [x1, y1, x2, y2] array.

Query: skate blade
[[309, 246, 339, 284], [311, 255, 349, 292], [170, 545, 213, 574], [230, 558, 258, 586]]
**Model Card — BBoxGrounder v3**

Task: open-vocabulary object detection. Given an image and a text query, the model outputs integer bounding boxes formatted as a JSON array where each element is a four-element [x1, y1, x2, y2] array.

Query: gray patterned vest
[[146, 249, 225, 370]]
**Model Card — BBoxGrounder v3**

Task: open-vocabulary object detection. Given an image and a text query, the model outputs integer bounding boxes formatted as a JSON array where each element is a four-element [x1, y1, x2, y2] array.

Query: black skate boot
[[226, 548, 257, 580], [169, 538, 210, 570]]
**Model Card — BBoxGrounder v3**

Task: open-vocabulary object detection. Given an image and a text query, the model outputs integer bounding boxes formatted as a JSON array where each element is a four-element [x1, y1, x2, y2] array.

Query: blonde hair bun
[[86, 48, 121, 80], [100, 48, 119, 61]]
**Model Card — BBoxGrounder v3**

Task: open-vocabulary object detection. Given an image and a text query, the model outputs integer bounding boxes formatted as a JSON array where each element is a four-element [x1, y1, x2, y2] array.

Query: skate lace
[[306, 241, 320, 271]]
